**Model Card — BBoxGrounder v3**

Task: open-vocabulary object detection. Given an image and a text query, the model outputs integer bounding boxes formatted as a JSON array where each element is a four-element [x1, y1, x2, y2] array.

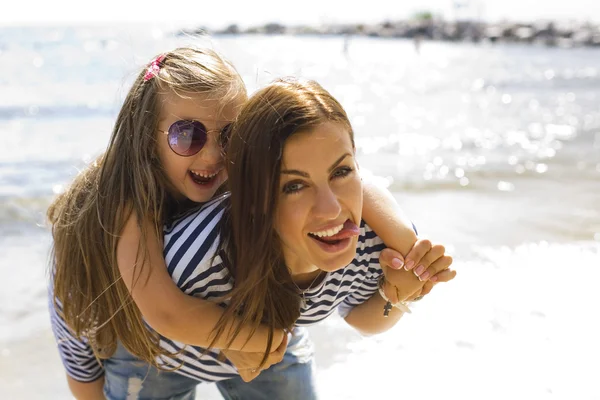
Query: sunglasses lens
[[167, 120, 207, 156]]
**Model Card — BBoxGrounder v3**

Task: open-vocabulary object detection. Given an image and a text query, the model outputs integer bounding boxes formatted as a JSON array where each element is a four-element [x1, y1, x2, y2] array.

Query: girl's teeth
[[310, 224, 344, 238], [191, 171, 218, 178]]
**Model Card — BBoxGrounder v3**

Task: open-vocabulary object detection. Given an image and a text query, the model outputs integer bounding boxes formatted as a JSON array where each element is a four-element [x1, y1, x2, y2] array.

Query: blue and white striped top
[[49, 194, 386, 383]]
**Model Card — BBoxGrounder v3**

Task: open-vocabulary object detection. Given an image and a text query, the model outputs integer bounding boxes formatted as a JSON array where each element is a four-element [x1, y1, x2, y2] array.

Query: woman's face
[[157, 92, 243, 203], [274, 121, 363, 275]]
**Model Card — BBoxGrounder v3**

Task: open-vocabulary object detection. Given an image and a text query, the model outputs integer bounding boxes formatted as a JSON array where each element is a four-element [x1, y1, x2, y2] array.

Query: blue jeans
[[102, 329, 318, 400]]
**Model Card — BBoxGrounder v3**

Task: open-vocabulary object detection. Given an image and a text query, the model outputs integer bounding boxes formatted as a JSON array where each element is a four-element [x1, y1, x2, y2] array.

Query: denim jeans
[[102, 328, 318, 400]]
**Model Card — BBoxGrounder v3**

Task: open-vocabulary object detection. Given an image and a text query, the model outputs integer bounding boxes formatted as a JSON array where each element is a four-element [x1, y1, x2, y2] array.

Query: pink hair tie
[[143, 54, 166, 81]]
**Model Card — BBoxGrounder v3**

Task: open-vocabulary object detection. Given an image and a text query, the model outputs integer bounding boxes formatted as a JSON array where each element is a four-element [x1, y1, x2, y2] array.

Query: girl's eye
[[282, 181, 305, 194], [332, 166, 353, 179]]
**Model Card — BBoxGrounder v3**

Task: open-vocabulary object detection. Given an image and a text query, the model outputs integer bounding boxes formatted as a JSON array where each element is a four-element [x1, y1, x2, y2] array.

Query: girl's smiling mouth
[[189, 169, 223, 186]]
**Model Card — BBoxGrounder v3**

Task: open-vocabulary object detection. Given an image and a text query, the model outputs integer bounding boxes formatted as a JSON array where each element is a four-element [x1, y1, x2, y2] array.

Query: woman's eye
[[332, 166, 353, 179], [282, 182, 305, 194]]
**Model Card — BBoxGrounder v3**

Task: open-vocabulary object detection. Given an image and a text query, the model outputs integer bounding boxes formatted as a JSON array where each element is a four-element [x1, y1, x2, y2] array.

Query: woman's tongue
[[311, 220, 360, 243]]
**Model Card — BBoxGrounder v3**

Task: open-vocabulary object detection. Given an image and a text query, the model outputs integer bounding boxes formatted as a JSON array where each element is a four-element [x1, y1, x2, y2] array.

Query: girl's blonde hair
[[48, 47, 246, 365]]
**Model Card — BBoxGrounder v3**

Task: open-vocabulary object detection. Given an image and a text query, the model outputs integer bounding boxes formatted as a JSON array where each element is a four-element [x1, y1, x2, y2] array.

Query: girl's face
[[274, 121, 363, 275], [157, 92, 243, 203]]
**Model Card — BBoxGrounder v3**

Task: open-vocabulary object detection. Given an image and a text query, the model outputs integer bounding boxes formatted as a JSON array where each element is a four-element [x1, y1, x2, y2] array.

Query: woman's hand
[[221, 332, 289, 382], [380, 239, 456, 303]]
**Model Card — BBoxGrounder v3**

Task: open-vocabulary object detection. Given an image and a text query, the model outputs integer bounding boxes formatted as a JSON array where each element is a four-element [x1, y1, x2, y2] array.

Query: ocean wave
[[0, 104, 116, 120], [317, 241, 600, 399], [0, 197, 52, 226]]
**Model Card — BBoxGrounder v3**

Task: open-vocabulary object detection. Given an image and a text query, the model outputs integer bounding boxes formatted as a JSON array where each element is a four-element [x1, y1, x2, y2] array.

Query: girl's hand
[[221, 332, 289, 382], [380, 239, 456, 303]]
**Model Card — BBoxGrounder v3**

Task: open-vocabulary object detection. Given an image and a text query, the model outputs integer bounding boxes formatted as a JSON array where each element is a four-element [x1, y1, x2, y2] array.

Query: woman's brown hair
[[47, 47, 246, 365], [213, 78, 354, 364]]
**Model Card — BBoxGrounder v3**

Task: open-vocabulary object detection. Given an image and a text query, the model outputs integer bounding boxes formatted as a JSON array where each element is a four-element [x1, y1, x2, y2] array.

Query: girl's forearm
[[361, 181, 417, 256], [118, 214, 282, 354], [144, 286, 282, 352]]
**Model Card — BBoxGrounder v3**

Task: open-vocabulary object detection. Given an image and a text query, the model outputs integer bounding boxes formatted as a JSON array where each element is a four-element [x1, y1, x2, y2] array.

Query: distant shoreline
[[179, 20, 600, 48]]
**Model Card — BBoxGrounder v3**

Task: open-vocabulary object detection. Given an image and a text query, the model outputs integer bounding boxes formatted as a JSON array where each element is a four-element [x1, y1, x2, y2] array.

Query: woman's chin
[[313, 238, 359, 272]]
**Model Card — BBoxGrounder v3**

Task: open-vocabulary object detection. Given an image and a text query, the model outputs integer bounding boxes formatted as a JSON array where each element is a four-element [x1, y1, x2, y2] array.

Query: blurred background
[[1, 0, 599, 399]]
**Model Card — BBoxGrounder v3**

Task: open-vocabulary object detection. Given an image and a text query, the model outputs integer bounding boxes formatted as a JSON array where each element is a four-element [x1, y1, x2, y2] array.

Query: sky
[[2, 0, 599, 26]]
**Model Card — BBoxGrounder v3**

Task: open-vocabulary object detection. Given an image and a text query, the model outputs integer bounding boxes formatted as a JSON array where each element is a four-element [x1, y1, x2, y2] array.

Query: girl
[[48, 48, 454, 399]]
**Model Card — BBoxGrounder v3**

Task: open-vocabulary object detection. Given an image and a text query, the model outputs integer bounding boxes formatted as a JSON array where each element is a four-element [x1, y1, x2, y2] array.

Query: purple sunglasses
[[159, 120, 232, 157]]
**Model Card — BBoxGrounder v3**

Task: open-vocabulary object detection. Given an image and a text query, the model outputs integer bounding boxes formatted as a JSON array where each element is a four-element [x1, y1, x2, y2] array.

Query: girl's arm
[[361, 180, 418, 260], [66, 375, 105, 400], [117, 214, 283, 352], [346, 180, 457, 335], [362, 180, 449, 279]]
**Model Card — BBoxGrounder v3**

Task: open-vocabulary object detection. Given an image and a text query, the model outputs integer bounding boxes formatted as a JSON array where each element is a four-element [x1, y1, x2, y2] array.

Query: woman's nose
[[312, 186, 342, 220]]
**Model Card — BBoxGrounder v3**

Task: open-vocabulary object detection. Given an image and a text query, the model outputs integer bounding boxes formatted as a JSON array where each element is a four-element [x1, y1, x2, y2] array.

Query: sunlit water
[[0, 25, 599, 399]]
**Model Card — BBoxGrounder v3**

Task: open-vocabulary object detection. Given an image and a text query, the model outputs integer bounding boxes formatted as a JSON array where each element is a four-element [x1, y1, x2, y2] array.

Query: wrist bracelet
[[378, 276, 412, 317]]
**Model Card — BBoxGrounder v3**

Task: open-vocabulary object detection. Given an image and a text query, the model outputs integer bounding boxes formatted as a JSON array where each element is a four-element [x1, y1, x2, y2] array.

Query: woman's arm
[[66, 375, 105, 400], [344, 246, 454, 336], [116, 214, 283, 352], [343, 287, 408, 336]]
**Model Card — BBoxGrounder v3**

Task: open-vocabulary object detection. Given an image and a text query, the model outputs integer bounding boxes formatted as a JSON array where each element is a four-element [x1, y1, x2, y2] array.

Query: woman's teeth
[[309, 223, 344, 238]]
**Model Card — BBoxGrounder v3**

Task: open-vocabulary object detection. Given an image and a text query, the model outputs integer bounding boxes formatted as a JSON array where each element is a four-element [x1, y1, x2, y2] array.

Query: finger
[[239, 369, 260, 383], [404, 239, 432, 271], [379, 248, 405, 270], [263, 332, 289, 370], [421, 256, 453, 281], [271, 332, 289, 364], [407, 269, 457, 301], [419, 281, 434, 297], [405, 288, 425, 301], [413, 244, 445, 280], [429, 267, 457, 283]]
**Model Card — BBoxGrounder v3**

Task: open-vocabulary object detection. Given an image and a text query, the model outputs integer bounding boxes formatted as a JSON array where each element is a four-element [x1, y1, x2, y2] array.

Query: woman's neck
[[291, 268, 323, 289], [283, 248, 322, 288]]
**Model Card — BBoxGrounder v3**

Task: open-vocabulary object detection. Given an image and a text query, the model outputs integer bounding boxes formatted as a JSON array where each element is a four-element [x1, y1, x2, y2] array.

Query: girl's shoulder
[[162, 193, 230, 283]]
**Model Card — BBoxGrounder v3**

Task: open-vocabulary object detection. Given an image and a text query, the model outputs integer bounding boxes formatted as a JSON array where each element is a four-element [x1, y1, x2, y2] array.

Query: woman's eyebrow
[[328, 153, 351, 172], [281, 153, 351, 178]]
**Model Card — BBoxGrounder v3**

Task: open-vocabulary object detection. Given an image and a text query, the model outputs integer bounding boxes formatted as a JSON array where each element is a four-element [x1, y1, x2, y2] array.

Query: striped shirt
[[49, 193, 386, 383]]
